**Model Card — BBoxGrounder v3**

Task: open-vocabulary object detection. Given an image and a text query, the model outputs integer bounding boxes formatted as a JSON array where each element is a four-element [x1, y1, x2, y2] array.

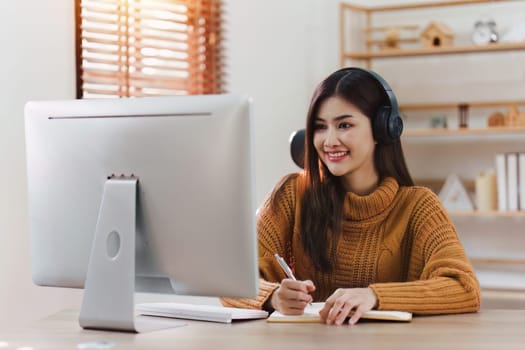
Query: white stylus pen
[[274, 253, 297, 280], [274, 253, 313, 305]]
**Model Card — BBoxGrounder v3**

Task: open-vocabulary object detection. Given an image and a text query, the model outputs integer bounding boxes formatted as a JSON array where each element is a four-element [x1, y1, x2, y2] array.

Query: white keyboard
[[136, 302, 268, 324]]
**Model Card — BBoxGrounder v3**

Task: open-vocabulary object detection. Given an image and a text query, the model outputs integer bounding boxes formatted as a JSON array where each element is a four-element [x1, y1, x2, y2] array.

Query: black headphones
[[344, 67, 403, 144], [290, 68, 403, 169]]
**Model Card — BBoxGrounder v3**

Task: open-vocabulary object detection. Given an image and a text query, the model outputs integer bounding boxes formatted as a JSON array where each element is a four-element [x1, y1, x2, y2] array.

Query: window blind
[[75, 0, 224, 98]]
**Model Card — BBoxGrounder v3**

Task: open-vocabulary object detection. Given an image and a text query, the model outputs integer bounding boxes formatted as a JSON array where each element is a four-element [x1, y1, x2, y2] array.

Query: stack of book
[[495, 153, 525, 211]]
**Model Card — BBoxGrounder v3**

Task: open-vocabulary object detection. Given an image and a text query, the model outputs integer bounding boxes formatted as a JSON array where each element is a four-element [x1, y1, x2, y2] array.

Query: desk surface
[[2, 309, 524, 350]]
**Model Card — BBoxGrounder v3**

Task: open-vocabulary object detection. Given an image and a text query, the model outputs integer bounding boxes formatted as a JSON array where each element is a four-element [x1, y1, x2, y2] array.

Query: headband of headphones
[[338, 67, 400, 118], [337, 67, 403, 143]]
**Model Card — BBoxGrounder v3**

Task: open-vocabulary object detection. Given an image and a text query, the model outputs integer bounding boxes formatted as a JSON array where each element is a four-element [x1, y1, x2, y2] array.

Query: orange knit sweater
[[221, 174, 480, 315]]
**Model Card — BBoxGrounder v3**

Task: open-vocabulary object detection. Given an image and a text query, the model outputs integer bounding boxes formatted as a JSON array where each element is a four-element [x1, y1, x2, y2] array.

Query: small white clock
[[472, 20, 499, 45]]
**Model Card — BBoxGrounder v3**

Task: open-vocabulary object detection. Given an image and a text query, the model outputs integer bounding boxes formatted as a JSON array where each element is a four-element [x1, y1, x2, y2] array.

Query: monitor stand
[[79, 177, 186, 333]]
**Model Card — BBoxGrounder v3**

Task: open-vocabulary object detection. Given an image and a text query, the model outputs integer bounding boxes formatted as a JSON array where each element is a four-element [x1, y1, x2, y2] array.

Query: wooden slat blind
[[75, 0, 225, 98]]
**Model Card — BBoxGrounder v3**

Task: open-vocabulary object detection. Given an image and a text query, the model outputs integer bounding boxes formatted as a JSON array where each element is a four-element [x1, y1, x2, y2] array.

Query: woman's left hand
[[319, 287, 377, 326]]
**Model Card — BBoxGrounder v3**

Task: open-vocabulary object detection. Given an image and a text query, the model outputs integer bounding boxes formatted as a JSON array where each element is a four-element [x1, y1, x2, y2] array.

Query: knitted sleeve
[[221, 174, 299, 310], [370, 188, 481, 315]]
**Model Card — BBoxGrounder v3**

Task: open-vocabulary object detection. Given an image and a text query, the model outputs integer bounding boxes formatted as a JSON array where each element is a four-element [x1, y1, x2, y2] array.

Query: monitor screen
[[24, 93, 258, 331]]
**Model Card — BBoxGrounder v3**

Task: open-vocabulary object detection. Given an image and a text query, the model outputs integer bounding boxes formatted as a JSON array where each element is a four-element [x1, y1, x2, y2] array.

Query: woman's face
[[313, 96, 377, 190]]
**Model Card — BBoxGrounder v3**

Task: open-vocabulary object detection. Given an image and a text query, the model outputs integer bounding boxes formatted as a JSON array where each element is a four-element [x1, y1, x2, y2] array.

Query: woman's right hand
[[270, 279, 316, 315]]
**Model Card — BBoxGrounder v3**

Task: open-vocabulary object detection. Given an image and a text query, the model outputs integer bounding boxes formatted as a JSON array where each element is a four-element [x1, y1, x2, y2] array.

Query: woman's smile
[[325, 150, 350, 162]]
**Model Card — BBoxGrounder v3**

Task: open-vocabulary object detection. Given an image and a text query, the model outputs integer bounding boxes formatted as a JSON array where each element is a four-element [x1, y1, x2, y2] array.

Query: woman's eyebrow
[[316, 114, 354, 122], [335, 114, 353, 121]]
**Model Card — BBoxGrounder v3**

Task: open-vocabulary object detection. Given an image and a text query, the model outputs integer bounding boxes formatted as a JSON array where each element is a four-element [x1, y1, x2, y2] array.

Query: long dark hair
[[301, 67, 414, 272]]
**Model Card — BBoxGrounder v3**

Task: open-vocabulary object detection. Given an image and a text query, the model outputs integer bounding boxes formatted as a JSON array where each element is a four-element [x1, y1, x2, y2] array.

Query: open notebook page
[[267, 302, 412, 323]]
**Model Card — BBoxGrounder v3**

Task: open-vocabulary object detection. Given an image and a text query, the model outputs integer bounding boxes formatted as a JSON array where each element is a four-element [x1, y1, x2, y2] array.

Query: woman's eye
[[314, 124, 327, 130], [339, 122, 352, 129]]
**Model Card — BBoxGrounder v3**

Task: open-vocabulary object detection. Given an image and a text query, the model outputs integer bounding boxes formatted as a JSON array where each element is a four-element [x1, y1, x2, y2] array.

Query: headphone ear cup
[[388, 113, 403, 141], [290, 129, 305, 169], [374, 106, 391, 143], [374, 106, 403, 143]]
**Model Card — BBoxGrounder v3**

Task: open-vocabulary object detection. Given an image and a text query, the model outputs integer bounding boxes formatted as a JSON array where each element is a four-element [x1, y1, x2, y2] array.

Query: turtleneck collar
[[343, 177, 399, 221]]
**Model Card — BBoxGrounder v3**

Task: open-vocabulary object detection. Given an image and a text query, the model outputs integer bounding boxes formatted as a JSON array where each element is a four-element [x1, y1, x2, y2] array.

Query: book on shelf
[[267, 302, 412, 323], [495, 153, 507, 211], [495, 152, 525, 212], [519, 153, 525, 211], [507, 153, 519, 211]]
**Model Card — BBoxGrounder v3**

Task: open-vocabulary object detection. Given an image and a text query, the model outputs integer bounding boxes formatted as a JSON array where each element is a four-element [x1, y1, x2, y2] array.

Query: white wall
[[225, 0, 340, 200], [0, 0, 83, 327], [0, 0, 341, 326]]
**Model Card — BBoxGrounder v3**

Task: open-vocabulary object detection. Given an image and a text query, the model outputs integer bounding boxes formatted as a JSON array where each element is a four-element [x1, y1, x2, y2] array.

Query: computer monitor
[[24, 93, 258, 332]]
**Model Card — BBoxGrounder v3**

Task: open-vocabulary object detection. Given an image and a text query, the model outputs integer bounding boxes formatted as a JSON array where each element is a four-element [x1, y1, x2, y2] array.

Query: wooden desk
[[1, 309, 524, 350]]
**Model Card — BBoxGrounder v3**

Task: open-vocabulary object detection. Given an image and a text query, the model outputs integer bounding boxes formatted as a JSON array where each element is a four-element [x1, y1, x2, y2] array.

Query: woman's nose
[[324, 127, 340, 147]]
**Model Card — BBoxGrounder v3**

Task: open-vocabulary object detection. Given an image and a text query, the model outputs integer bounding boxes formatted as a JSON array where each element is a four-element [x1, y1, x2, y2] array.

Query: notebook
[[267, 302, 412, 323], [136, 302, 269, 324]]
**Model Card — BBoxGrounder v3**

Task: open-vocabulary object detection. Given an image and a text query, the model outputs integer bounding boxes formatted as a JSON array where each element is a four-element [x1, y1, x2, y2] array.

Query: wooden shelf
[[405, 126, 525, 136], [340, 2, 525, 283], [400, 100, 525, 111], [401, 127, 525, 143], [341, 0, 520, 13], [343, 41, 525, 60], [340, 1, 525, 65]]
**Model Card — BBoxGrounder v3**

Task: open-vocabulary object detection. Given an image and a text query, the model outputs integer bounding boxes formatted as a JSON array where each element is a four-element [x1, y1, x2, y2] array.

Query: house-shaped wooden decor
[[488, 105, 525, 127], [487, 111, 505, 127], [365, 25, 420, 50], [421, 21, 454, 48], [438, 173, 474, 211], [506, 105, 525, 126]]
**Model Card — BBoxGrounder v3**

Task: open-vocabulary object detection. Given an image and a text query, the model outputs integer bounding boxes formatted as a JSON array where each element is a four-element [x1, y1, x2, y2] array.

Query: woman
[[222, 67, 480, 325]]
